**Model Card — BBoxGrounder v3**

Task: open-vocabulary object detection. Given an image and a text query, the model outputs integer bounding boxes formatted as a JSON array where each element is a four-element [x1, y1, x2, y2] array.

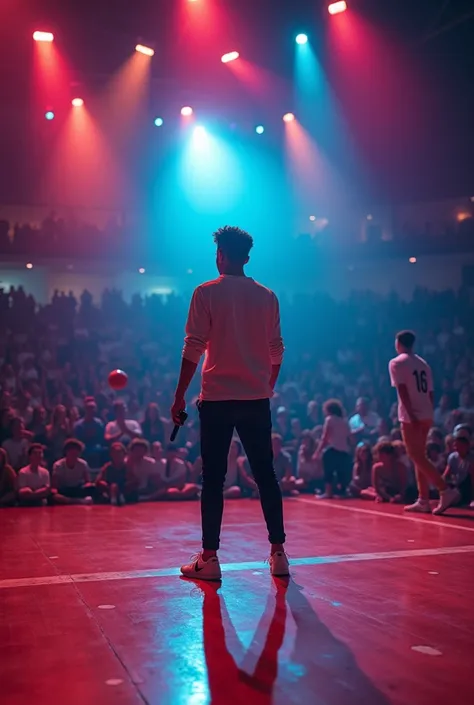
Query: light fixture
[[328, 1, 347, 15], [296, 34, 308, 45], [33, 31, 54, 42], [221, 51, 239, 63], [135, 44, 154, 57], [283, 113, 295, 122], [138, 267, 145, 274], [255, 125, 264, 134], [154, 117, 164, 127], [409, 257, 417, 264], [309, 215, 316, 221], [71, 98, 84, 107], [181, 106, 193, 116], [366, 214, 373, 221], [26, 263, 33, 269], [45, 111, 55, 120]]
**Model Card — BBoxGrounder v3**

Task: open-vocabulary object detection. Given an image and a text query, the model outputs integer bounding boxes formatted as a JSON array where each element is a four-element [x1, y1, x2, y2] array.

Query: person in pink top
[[171, 225, 288, 581]]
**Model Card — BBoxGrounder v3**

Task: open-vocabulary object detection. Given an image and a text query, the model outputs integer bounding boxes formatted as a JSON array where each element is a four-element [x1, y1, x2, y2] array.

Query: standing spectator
[[316, 399, 352, 499], [73, 397, 105, 467], [105, 400, 142, 446], [0, 448, 16, 507], [17, 444, 53, 505], [51, 439, 94, 504], [2, 417, 30, 471], [349, 397, 381, 443]]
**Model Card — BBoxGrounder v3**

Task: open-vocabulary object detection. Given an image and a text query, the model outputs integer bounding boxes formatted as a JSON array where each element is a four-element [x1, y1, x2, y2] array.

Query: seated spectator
[[73, 397, 105, 467], [27, 406, 48, 446], [141, 402, 168, 445], [151, 441, 163, 462], [126, 438, 162, 501], [316, 399, 352, 499], [105, 400, 142, 447], [51, 439, 94, 505], [46, 404, 71, 465], [96, 442, 133, 505], [17, 444, 53, 505], [0, 448, 16, 507], [155, 443, 199, 500], [443, 425, 474, 508], [274, 406, 292, 444], [433, 393, 452, 429], [2, 417, 30, 471], [361, 441, 406, 504], [272, 433, 298, 495], [349, 397, 381, 443], [296, 431, 323, 493], [426, 442, 445, 474], [349, 441, 373, 497], [184, 422, 200, 465]]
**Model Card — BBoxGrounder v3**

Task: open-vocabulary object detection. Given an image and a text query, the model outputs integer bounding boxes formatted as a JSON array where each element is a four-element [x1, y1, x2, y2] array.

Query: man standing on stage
[[171, 225, 288, 580], [389, 330, 460, 515]]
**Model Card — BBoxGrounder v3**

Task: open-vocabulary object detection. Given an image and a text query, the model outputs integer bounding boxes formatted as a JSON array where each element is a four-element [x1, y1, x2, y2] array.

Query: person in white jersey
[[171, 225, 288, 580], [389, 330, 460, 515]]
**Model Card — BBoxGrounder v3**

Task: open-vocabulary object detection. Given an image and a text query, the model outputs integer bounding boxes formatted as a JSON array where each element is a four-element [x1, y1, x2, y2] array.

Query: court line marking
[[1, 544, 473, 590], [297, 498, 474, 533]]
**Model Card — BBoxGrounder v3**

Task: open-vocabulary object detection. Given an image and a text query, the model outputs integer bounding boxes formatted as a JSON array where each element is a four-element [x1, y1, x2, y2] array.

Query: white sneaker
[[404, 499, 431, 513], [433, 487, 461, 516], [269, 551, 290, 577], [81, 496, 93, 506], [181, 553, 222, 581]]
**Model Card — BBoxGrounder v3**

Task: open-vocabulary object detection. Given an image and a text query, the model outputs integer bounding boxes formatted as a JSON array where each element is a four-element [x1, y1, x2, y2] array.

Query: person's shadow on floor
[[187, 576, 391, 705]]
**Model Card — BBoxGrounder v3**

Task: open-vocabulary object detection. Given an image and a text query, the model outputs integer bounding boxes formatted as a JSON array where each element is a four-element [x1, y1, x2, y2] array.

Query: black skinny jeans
[[199, 399, 286, 551]]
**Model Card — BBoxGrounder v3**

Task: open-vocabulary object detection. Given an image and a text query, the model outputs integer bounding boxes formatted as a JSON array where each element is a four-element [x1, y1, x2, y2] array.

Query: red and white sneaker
[[269, 551, 290, 577], [404, 499, 431, 513], [180, 553, 222, 581]]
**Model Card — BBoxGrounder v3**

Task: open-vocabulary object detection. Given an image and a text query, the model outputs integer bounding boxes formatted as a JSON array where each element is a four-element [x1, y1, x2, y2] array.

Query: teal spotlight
[[255, 125, 264, 134], [154, 117, 163, 127], [296, 33, 308, 45], [45, 110, 55, 120]]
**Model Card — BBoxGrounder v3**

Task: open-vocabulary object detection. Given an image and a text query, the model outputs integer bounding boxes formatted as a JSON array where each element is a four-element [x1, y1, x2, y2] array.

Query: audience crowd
[[1, 283, 473, 510]]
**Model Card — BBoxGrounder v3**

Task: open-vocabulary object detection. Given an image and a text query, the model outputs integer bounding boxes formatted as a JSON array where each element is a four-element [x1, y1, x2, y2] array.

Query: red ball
[[108, 369, 128, 391]]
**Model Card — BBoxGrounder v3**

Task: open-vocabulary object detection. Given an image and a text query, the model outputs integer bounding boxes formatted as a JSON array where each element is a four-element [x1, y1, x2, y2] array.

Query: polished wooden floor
[[1, 498, 473, 705]]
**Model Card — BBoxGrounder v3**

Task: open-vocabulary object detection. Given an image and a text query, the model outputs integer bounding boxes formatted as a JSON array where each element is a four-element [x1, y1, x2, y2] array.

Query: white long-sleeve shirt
[[183, 274, 284, 401]]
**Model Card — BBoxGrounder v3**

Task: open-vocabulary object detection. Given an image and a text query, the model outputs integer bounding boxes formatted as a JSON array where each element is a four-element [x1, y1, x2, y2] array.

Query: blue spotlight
[[154, 117, 163, 127], [45, 110, 55, 120], [296, 34, 308, 45], [255, 125, 264, 135], [193, 125, 207, 139]]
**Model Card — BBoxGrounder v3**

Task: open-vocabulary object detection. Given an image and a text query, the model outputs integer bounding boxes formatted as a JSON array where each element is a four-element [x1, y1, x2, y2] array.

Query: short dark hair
[[130, 438, 150, 452], [63, 439, 84, 454], [213, 225, 253, 264], [28, 443, 44, 457], [375, 441, 395, 457], [323, 398, 344, 418], [396, 330, 416, 350]]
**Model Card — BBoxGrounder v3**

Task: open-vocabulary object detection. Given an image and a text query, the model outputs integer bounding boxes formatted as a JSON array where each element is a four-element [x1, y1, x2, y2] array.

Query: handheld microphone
[[170, 410, 188, 442]]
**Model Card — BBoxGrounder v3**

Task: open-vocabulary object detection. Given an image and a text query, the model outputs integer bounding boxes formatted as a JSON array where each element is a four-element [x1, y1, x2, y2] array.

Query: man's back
[[389, 352, 433, 422], [183, 275, 284, 401]]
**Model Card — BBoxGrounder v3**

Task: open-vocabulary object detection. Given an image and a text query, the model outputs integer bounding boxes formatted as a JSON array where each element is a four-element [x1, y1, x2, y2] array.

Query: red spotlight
[[71, 98, 84, 107], [221, 51, 239, 64], [328, 1, 347, 15], [135, 44, 155, 57], [181, 106, 193, 116], [33, 31, 54, 42], [283, 112, 295, 123]]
